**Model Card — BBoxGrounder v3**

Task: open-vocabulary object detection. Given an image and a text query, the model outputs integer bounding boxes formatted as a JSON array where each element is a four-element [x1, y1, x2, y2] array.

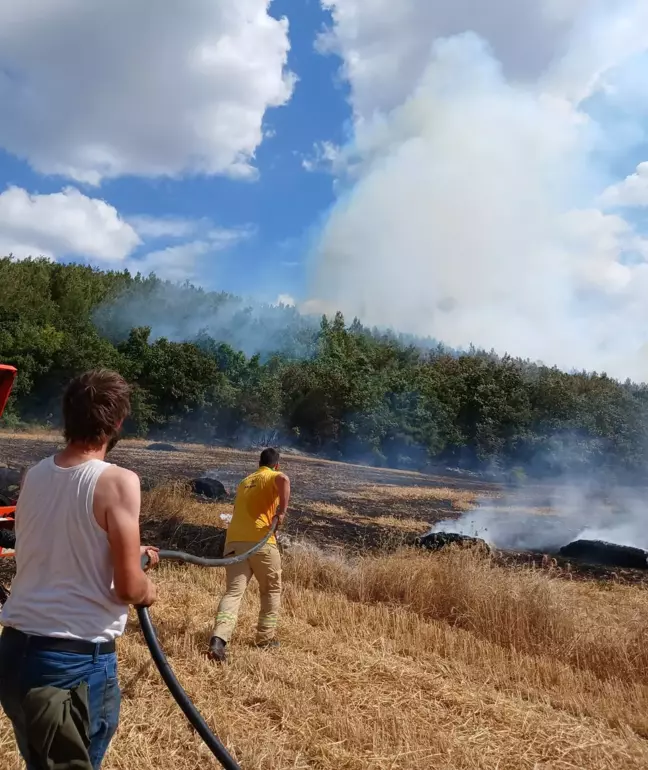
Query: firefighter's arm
[[96, 467, 158, 606], [275, 473, 291, 526]]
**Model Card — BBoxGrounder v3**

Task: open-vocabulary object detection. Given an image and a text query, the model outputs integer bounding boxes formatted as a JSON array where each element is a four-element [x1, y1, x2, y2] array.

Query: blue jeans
[[0, 629, 121, 769]]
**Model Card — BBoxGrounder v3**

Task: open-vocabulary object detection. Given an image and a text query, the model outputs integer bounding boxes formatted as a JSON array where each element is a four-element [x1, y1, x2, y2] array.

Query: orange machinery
[[0, 365, 18, 558]]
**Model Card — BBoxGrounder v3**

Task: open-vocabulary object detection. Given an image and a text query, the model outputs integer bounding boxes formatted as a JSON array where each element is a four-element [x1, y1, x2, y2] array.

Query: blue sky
[[99, 0, 353, 301], [4, 1, 648, 380], [0, 1, 351, 303]]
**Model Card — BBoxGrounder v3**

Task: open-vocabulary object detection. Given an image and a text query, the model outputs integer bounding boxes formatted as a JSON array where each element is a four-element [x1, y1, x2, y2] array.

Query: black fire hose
[[135, 518, 279, 769]]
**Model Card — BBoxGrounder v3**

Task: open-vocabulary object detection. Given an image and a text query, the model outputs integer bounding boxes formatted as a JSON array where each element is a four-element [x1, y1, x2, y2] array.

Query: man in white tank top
[[0, 369, 160, 769]]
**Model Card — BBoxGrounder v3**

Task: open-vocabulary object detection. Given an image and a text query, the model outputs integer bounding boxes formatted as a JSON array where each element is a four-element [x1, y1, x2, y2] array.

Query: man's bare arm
[[275, 473, 291, 526], [95, 467, 156, 606]]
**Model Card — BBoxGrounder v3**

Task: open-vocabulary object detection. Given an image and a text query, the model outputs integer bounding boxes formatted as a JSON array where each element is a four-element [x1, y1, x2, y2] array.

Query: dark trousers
[[0, 627, 121, 769]]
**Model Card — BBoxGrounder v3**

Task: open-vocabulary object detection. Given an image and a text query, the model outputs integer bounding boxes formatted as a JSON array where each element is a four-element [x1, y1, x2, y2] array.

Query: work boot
[[254, 639, 280, 650], [207, 636, 228, 663]]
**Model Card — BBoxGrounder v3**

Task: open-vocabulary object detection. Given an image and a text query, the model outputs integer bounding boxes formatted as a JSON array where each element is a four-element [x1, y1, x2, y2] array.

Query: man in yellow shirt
[[209, 448, 290, 663]]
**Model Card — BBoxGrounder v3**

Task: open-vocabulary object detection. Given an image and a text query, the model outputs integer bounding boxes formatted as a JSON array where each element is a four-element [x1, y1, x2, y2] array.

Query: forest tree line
[[2, 256, 647, 480]]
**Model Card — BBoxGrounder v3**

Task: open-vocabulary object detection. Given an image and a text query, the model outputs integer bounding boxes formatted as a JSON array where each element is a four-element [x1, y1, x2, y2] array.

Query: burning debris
[[415, 530, 648, 573], [559, 540, 648, 570], [192, 471, 228, 501], [416, 531, 490, 553], [417, 478, 648, 577]]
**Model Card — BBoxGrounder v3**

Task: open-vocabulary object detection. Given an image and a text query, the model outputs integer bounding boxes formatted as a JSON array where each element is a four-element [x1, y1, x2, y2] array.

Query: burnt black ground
[[2, 433, 648, 585]]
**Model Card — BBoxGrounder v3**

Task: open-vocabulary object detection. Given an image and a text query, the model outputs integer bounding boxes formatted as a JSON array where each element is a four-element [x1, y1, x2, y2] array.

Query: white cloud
[[130, 241, 212, 283], [129, 226, 253, 282], [0, 185, 249, 282], [318, 0, 617, 122], [206, 225, 256, 250], [302, 141, 342, 173], [0, 185, 140, 261], [310, 1, 648, 381], [128, 216, 201, 240], [541, 3, 648, 103], [0, 0, 294, 184], [599, 162, 648, 208]]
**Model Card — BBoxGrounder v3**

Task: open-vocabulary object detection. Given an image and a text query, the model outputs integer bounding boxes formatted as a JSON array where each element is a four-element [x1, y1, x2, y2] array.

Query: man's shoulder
[[27, 456, 52, 472], [100, 461, 138, 478], [94, 465, 140, 522], [19, 456, 51, 484], [237, 471, 259, 492], [261, 467, 287, 479], [97, 464, 140, 491]]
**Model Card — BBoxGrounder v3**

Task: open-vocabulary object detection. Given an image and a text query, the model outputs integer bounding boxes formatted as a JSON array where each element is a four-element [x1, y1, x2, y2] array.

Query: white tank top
[[0, 455, 128, 642]]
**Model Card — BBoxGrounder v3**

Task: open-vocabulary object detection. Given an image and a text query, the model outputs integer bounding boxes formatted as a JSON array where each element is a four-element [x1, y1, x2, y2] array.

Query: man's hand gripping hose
[[135, 517, 280, 769]]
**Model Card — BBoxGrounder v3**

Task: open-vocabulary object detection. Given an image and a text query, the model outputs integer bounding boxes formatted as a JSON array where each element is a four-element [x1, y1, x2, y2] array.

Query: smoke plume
[[428, 479, 648, 552], [311, 1, 648, 382]]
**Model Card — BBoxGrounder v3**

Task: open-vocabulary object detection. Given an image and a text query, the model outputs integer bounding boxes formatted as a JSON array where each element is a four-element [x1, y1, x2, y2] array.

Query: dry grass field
[[1, 434, 648, 768]]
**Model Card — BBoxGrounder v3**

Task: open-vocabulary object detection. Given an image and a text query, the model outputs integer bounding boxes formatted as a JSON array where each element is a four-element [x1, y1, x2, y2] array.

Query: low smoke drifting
[[427, 481, 648, 552], [93, 281, 319, 360]]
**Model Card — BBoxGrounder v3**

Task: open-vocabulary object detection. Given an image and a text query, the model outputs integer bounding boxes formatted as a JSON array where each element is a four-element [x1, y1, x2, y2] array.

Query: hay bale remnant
[[559, 540, 648, 570], [192, 472, 227, 501], [416, 531, 490, 553]]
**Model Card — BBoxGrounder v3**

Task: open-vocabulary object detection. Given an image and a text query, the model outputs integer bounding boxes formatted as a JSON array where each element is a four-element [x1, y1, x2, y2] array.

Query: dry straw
[[1, 483, 648, 768]]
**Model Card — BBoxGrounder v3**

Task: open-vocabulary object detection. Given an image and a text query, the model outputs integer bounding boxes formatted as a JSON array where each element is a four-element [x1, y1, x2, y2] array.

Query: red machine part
[[0, 365, 17, 557], [0, 365, 17, 419]]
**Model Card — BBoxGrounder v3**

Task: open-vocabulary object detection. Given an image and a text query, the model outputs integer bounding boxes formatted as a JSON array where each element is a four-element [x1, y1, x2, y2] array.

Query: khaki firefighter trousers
[[213, 541, 282, 645]]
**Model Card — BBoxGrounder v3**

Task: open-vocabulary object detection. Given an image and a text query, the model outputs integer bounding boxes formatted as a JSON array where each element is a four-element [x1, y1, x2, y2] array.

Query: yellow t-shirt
[[225, 466, 280, 546]]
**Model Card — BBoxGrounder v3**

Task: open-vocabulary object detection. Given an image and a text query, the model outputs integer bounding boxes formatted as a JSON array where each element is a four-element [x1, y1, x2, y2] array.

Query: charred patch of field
[[0, 433, 499, 546], [491, 549, 648, 587], [6, 438, 648, 768], [3, 433, 648, 586]]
